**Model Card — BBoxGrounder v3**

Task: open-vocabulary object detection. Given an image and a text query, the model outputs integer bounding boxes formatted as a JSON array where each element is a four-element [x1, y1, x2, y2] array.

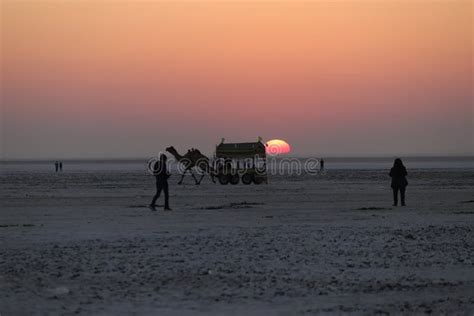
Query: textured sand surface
[[1, 168, 473, 315]]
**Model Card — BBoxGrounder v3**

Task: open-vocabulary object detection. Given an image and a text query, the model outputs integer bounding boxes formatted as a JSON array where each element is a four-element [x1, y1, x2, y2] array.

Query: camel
[[166, 146, 215, 185]]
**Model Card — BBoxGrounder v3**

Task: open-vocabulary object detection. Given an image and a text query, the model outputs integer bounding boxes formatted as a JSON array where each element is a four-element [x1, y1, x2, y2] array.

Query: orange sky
[[1, 0, 472, 158]]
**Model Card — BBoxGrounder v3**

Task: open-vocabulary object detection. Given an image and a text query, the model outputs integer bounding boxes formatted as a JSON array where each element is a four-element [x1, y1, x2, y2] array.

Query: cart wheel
[[218, 174, 229, 185], [241, 173, 253, 185], [253, 176, 265, 185], [230, 174, 240, 185]]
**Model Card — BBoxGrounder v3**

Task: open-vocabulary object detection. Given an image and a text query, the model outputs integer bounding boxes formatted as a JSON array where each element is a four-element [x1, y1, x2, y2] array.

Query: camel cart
[[213, 140, 268, 185]]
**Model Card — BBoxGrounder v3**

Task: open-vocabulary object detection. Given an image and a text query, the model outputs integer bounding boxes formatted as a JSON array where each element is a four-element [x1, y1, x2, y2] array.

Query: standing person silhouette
[[150, 154, 171, 211], [389, 158, 408, 206], [54, 161, 59, 172], [59, 162, 63, 172], [320, 158, 325, 171]]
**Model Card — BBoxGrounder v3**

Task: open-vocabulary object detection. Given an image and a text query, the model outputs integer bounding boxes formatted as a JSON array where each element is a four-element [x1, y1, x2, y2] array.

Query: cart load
[[214, 139, 267, 185]]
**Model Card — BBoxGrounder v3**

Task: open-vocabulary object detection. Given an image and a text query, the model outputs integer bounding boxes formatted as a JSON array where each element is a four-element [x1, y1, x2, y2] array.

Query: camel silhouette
[[166, 146, 215, 185]]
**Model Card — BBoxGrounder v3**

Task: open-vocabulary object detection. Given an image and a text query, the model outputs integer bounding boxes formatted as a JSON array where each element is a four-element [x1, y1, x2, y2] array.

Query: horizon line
[[1, 153, 473, 162]]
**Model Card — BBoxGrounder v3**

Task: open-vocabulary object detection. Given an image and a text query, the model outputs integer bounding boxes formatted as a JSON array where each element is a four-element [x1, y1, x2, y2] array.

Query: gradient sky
[[1, 0, 472, 159]]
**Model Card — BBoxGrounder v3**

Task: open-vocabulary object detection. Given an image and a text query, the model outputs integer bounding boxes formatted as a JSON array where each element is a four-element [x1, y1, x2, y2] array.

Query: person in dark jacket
[[150, 154, 171, 210], [389, 158, 408, 206]]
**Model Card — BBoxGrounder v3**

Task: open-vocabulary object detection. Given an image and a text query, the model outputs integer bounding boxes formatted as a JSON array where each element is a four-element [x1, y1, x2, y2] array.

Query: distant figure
[[320, 158, 325, 171], [55, 161, 59, 172], [150, 154, 171, 211], [59, 162, 63, 172], [389, 158, 408, 206]]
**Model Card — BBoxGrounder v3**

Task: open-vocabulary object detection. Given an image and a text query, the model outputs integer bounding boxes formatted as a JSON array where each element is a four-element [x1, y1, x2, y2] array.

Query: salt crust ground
[[1, 169, 473, 315]]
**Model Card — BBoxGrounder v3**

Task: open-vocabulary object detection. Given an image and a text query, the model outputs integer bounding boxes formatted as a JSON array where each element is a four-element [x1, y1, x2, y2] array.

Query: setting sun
[[266, 139, 291, 155]]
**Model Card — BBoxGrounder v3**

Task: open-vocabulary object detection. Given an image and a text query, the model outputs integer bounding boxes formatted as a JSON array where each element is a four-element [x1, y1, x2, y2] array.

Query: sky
[[1, 0, 472, 159]]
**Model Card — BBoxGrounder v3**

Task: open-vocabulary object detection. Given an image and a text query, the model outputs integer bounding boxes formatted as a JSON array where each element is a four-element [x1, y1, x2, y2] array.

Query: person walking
[[389, 158, 408, 206], [150, 154, 171, 211]]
